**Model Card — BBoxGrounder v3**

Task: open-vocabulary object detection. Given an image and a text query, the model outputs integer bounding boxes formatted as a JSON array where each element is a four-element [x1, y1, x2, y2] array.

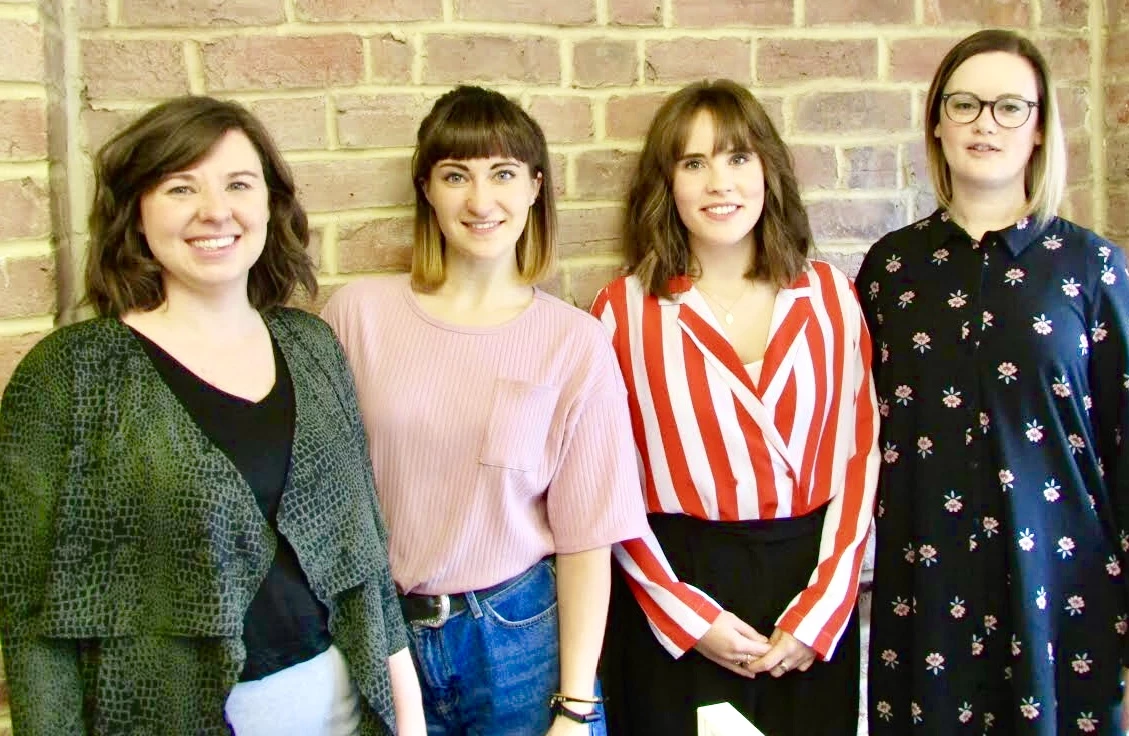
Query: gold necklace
[[695, 282, 748, 325]]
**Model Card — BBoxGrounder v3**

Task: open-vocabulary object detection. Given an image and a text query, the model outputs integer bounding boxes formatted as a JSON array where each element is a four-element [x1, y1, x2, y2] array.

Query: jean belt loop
[[465, 590, 484, 619]]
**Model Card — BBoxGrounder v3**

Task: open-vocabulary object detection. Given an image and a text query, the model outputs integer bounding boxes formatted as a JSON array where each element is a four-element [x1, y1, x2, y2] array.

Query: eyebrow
[[435, 160, 522, 171], [163, 170, 262, 181]]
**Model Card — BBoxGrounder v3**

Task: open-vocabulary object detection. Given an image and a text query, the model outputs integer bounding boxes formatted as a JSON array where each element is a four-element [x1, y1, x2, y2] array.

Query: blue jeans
[[406, 559, 606, 736]]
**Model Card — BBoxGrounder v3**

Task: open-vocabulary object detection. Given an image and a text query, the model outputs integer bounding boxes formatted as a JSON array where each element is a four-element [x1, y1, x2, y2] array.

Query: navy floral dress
[[858, 210, 1129, 735]]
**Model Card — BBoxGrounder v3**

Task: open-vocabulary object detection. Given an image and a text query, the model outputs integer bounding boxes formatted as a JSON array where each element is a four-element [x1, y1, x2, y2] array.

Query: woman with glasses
[[859, 29, 1129, 734]]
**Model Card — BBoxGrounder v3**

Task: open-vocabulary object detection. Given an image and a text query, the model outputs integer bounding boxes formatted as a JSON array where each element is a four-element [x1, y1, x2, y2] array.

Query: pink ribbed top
[[322, 274, 648, 595]]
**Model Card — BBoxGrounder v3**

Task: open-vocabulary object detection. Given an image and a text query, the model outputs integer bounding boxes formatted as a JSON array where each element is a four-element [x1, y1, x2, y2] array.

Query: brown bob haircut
[[924, 29, 1066, 226], [626, 79, 811, 299], [411, 85, 556, 291], [85, 95, 316, 317]]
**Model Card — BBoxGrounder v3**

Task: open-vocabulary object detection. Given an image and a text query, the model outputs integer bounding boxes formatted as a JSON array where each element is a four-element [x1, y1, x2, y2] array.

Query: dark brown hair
[[625, 79, 811, 298], [924, 29, 1065, 225], [411, 85, 556, 290], [85, 95, 316, 316]]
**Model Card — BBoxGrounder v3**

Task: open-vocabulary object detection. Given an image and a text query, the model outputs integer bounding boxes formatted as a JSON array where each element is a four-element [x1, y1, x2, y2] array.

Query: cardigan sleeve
[[0, 333, 86, 733]]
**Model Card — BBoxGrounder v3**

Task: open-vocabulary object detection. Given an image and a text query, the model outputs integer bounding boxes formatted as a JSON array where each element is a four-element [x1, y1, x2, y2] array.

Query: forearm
[[555, 546, 611, 699], [387, 647, 426, 735]]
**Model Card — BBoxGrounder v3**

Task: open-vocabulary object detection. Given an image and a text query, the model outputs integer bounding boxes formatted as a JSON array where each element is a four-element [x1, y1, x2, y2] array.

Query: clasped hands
[[693, 610, 816, 679]]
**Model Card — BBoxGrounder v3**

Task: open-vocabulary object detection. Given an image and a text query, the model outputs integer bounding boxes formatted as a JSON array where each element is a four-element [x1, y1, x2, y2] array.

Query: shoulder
[[8, 319, 125, 385], [267, 305, 333, 339], [531, 290, 611, 345], [324, 275, 406, 313]]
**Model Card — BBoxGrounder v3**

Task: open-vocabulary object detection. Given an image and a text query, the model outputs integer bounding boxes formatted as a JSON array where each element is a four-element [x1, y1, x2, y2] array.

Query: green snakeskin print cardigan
[[0, 308, 408, 735]]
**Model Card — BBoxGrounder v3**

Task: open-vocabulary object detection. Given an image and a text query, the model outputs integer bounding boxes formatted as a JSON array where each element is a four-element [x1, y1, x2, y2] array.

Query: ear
[[530, 171, 543, 206], [933, 122, 942, 139], [1034, 126, 1044, 146], [421, 178, 433, 206]]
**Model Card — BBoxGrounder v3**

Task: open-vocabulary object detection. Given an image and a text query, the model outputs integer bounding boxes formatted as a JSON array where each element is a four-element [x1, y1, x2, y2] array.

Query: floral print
[[860, 212, 1129, 734]]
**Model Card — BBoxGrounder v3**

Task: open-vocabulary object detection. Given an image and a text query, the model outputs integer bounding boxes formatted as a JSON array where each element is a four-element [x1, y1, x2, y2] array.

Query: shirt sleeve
[[590, 286, 724, 658], [774, 277, 880, 659], [0, 335, 86, 731], [1083, 235, 1129, 667]]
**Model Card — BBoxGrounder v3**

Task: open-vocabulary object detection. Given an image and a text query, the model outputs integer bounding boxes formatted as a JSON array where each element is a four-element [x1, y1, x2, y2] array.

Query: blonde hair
[[924, 29, 1066, 226], [410, 86, 556, 291]]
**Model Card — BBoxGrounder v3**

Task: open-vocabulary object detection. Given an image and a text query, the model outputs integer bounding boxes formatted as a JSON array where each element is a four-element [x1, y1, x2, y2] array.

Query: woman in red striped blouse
[[592, 79, 880, 735]]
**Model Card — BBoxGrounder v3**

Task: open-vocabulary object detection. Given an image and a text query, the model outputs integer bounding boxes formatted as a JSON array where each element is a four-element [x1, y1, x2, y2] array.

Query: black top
[[131, 327, 332, 681]]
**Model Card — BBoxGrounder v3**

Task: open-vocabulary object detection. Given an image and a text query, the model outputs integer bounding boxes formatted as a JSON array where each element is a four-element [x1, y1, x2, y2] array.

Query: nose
[[197, 185, 233, 222], [972, 103, 998, 133], [465, 180, 494, 216], [707, 164, 734, 193]]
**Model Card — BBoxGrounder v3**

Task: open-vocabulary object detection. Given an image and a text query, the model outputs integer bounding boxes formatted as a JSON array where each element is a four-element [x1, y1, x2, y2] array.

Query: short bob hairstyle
[[625, 79, 811, 299], [411, 85, 556, 291], [85, 95, 316, 317], [925, 29, 1066, 226]]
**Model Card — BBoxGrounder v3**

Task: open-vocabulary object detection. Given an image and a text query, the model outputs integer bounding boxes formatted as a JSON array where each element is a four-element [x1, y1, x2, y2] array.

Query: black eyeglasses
[[941, 92, 1039, 129]]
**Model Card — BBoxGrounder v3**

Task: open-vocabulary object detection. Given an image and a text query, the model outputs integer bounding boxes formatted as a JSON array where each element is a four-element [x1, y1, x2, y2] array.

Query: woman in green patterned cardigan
[[0, 97, 426, 735]]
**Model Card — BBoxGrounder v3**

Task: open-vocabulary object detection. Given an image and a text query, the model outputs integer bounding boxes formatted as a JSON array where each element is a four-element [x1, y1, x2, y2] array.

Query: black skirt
[[601, 508, 860, 736]]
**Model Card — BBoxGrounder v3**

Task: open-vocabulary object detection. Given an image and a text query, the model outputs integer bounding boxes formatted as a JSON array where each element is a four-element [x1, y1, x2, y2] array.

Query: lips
[[464, 220, 503, 232], [703, 204, 739, 215], [187, 235, 237, 251], [967, 143, 1001, 152]]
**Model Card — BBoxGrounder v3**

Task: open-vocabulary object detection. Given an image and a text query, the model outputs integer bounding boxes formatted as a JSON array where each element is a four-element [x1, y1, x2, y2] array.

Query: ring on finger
[[776, 661, 789, 673]]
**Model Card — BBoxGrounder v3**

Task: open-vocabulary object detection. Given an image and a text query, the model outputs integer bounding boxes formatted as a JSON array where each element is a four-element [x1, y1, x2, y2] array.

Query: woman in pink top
[[322, 86, 648, 736]]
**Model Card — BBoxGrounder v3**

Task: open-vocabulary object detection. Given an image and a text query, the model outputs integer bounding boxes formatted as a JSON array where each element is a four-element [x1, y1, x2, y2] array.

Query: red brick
[[573, 39, 636, 88], [845, 146, 899, 189], [529, 96, 593, 144], [906, 140, 931, 189], [423, 35, 559, 85], [791, 145, 837, 189], [795, 91, 912, 134], [0, 99, 47, 160], [0, 178, 50, 239], [77, 0, 108, 28], [558, 206, 623, 258], [923, 0, 1030, 24], [1063, 185, 1093, 227], [574, 149, 638, 200], [82, 107, 141, 151], [610, 0, 661, 25], [289, 280, 343, 315], [295, 0, 440, 21], [808, 199, 906, 242], [567, 262, 625, 309], [1041, 0, 1089, 26], [819, 250, 866, 280], [338, 217, 414, 273], [914, 191, 939, 221], [1107, 188, 1129, 236], [1066, 135, 1090, 185], [549, 152, 567, 200], [605, 92, 666, 139], [370, 33, 414, 84], [336, 94, 431, 149], [1112, 0, 1129, 26], [538, 269, 564, 299], [202, 35, 363, 92], [0, 256, 55, 319], [673, 0, 791, 26], [758, 95, 785, 132], [0, 331, 49, 393], [82, 40, 188, 99], [244, 97, 327, 151], [305, 227, 323, 273], [889, 37, 961, 83], [1038, 37, 1090, 82], [290, 158, 414, 212], [0, 21, 43, 83], [119, 0, 284, 26], [1108, 83, 1129, 127], [1108, 29, 1129, 70], [807, 0, 912, 23], [457, 0, 594, 24], [1109, 133, 1129, 185], [757, 39, 876, 84], [1057, 84, 1090, 130], [645, 38, 751, 84]]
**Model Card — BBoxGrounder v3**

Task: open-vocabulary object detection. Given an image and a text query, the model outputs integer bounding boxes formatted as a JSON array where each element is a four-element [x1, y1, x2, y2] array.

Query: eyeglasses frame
[[940, 92, 1040, 129]]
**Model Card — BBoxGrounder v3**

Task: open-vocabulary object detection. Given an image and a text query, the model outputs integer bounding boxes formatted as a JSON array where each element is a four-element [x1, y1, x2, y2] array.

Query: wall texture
[[0, 0, 1125, 729]]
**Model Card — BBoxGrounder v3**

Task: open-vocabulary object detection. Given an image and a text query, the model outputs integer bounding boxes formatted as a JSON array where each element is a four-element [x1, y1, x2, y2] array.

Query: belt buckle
[[417, 594, 451, 628]]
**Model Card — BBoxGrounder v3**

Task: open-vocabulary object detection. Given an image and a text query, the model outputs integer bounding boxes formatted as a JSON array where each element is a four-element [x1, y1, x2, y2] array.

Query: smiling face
[[672, 109, 765, 257], [934, 51, 1043, 198], [423, 156, 542, 271], [138, 128, 269, 303]]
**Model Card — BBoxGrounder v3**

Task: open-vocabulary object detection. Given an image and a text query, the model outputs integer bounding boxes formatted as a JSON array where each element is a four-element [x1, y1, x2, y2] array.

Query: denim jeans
[[407, 558, 606, 736]]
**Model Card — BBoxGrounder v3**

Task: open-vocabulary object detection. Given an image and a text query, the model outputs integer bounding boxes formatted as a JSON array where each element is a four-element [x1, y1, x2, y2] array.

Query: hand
[[545, 713, 596, 736], [745, 628, 817, 677], [1120, 666, 1129, 732], [692, 610, 772, 679]]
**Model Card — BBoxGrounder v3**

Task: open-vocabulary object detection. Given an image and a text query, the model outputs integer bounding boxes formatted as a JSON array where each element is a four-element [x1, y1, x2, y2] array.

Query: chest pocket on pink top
[[479, 378, 560, 472]]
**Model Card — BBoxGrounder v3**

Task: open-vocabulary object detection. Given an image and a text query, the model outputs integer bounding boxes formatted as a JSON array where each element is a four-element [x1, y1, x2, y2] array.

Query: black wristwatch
[[549, 694, 603, 724]]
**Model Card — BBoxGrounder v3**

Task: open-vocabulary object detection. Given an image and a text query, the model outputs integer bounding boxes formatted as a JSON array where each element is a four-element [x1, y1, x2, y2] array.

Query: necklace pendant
[[724, 313, 734, 325]]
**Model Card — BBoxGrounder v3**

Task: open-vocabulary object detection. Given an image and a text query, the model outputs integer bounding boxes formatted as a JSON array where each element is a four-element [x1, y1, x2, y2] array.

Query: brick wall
[[0, 0, 1122, 731]]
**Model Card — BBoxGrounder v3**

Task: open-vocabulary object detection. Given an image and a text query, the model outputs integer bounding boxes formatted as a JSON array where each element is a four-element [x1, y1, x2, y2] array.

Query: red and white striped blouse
[[591, 260, 879, 659]]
